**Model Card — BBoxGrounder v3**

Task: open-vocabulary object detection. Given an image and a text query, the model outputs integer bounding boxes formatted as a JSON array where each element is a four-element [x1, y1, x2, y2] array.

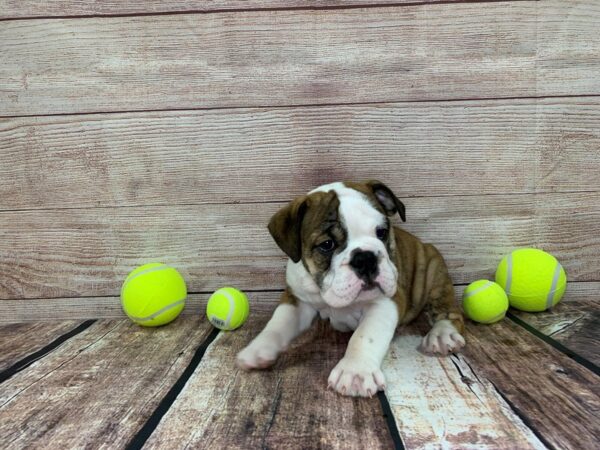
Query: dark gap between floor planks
[[125, 326, 221, 450], [507, 312, 599, 376], [377, 392, 405, 450], [486, 379, 556, 450], [510, 296, 600, 367], [0, 320, 96, 383]]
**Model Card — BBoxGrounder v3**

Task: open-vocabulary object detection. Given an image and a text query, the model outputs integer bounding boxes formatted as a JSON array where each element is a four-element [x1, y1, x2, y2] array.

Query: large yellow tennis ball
[[121, 263, 187, 327], [462, 280, 509, 324], [206, 287, 249, 331], [495, 248, 567, 312]]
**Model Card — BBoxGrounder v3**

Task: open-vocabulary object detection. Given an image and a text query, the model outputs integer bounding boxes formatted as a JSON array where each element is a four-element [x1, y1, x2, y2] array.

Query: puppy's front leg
[[328, 297, 398, 397], [237, 299, 316, 370]]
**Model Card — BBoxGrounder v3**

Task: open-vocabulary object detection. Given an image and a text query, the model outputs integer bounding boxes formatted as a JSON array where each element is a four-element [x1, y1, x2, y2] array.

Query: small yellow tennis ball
[[121, 263, 187, 327], [496, 248, 567, 312], [462, 280, 509, 324], [206, 287, 249, 331]]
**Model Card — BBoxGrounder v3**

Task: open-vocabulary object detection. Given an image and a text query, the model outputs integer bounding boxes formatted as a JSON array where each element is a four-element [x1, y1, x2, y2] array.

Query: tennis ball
[[495, 248, 567, 312], [206, 287, 249, 331], [121, 263, 187, 327], [462, 280, 509, 324]]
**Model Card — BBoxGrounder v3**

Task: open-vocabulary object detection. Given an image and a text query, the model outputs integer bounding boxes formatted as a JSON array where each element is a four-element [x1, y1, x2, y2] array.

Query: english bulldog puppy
[[237, 180, 465, 397]]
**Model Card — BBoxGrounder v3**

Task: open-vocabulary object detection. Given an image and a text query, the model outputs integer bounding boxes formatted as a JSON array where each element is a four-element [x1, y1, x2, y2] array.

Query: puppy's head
[[269, 181, 405, 308]]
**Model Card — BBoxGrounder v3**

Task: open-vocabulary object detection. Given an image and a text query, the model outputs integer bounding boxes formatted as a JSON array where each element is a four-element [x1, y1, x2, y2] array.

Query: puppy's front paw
[[421, 319, 465, 355], [328, 357, 386, 397], [236, 333, 284, 370]]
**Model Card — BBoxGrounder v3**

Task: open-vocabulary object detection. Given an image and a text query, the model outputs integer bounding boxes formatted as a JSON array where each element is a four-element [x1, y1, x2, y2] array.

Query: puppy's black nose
[[349, 250, 378, 280]]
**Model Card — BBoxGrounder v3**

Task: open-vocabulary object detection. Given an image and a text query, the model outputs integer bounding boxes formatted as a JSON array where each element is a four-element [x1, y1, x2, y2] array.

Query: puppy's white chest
[[287, 259, 370, 331], [317, 304, 365, 332]]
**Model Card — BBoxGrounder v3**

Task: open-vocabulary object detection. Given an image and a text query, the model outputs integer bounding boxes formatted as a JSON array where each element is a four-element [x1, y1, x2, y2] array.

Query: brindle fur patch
[[300, 191, 346, 286], [391, 227, 464, 333], [268, 190, 346, 287], [346, 180, 463, 332]]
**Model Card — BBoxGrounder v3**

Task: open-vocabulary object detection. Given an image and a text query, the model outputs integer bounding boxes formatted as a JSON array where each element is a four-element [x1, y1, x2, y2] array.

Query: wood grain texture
[[383, 333, 546, 449], [511, 285, 600, 366], [2, 1, 599, 115], [0, 321, 81, 370], [0, 193, 598, 300], [0, 0, 466, 19], [0, 292, 281, 324], [144, 315, 395, 449], [1, 286, 470, 323], [0, 317, 213, 449], [0, 283, 594, 324], [463, 318, 600, 450], [2, 98, 599, 211], [537, 102, 600, 193]]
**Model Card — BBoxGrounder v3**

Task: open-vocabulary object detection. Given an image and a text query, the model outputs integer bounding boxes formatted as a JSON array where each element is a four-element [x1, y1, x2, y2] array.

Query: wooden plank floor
[[144, 317, 395, 449], [511, 287, 600, 367], [0, 317, 214, 449], [0, 321, 85, 373], [0, 303, 598, 449]]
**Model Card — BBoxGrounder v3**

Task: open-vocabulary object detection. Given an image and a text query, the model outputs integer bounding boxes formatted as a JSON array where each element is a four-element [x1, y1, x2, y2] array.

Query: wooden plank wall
[[0, 1, 473, 19], [1, 2, 599, 322]]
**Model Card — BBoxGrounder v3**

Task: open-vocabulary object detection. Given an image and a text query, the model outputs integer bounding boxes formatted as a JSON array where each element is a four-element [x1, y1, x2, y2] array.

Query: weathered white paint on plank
[[0, 291, 281, 324], [0, 193, 598, 300], [383, 334, 547, 449], [0, 0, 465, 19], [1, 2, 599, 115], [2, 99, 599, 211]]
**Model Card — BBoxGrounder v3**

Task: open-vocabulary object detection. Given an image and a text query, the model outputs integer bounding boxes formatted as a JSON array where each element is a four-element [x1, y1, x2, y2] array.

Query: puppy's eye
[[316, 239, 336, 254], [376, 227, 389, 241]]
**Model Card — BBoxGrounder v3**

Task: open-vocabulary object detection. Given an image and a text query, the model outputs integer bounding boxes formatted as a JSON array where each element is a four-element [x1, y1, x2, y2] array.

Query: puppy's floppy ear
[[268, 196, 308, 263], [366, 180, 406, 222]]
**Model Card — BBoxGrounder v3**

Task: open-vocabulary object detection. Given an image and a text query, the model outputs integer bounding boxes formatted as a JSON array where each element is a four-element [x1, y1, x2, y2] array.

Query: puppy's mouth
[[360, 280, 382, 292], [352, 281, 385, 303]]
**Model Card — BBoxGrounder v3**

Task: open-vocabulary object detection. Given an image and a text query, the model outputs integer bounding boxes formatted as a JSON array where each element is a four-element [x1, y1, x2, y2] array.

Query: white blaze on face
[[310, 183, 398, 307]]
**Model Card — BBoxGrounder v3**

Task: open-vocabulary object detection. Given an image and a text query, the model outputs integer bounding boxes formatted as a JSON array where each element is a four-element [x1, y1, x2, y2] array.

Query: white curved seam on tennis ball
[[546, 263, 563, 309], [120, 264, 170, 312], [121, 264, 170, 294], [126, 297, 186, 322], [463, 281, 494, 299], [218, 289, 236, 329], [505, 253, 513, 294]]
